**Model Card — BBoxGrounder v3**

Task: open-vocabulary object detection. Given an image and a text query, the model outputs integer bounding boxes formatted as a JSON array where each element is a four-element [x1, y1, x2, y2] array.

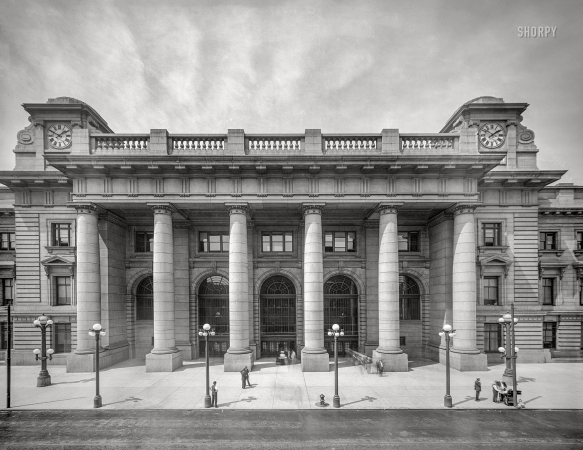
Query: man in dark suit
[[474, 378, 481, 401], [211, 381, 218, 408]]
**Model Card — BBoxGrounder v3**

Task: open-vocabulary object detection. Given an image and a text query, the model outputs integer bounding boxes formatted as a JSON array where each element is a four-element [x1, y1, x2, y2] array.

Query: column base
[[145, 350, 183, 372], [301, 349, 329, 372], [372, 350, 409, 372], [37, 373, 51, 387], [449, 349, 487, 372], [224, 351, 254, 372]]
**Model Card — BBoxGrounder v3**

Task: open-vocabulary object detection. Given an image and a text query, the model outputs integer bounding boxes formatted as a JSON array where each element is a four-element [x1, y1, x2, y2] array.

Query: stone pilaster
[[145, 204, 182, 372], [301, 203, 329, 372], [373, 204, 408, 372], [224, 203, 254, 371], [450, 204, 487, 371], [67, 204, 101, 373]]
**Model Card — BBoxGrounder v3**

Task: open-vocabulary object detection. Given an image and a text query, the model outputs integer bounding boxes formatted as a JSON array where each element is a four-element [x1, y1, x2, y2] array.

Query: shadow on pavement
[[104, 396, 143, 407], [52, 378, 94, 385], [217, 396, 258, 407], [341, 395, 378, 407]]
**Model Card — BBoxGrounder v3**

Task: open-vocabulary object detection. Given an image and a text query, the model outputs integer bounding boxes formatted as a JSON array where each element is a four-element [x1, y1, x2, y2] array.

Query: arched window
[[400, 275, 421, 320], [324, 275, 358, 335], [198, 276, 229, 335], [136, 276, 153, 320], [260, 276, 296, 336]]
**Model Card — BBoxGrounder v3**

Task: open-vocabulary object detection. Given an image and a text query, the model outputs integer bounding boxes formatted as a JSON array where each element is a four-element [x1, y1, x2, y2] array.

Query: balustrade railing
[[400, 134, 458, 151], [94, 134, 149, 151], [172, 135, 226, 152], [246, 136, 303, 152], [324, 135, 380, 152]]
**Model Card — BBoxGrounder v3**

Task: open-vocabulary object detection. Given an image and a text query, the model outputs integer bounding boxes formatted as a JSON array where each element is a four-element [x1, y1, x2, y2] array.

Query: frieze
[[173, 221, 192, 229], [427, 211, 453, 229], [190, 260, 229, 269], [560, 315, 582, 321], [99, 211, 127, 228], [516, 316, 543, 321], [364, 220, 379, 229], [125, 259, 153, 270]]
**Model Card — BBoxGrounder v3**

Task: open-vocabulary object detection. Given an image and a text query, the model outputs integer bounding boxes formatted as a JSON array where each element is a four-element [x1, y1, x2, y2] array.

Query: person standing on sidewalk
[[211, 381, 218, 408], [474, 378, 482, 401], [240, 367, 247, 389], [244, 366, 251, 387]]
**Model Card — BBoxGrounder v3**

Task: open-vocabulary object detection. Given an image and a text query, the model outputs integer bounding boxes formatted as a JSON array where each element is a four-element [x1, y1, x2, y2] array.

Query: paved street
[[1, 409, 582, 449], [1, 358, 582, 410]]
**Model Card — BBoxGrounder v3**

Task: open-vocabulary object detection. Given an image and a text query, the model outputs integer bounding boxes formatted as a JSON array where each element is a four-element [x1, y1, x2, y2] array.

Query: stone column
[[224, 203, 254, 371], [145, 204, 183, 372], [373, 204, 408, 372], [67, 204, 101, 373], [301, 204, 329, 372], [450, 205, 487, 371]]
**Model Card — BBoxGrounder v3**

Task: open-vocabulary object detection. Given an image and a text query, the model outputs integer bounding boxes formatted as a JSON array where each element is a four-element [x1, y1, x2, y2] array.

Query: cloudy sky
[[1, 0, 582, 183]]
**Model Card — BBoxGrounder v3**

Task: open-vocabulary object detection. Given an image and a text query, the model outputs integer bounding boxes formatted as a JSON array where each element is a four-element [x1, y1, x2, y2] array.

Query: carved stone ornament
[[452, 204, 477, 216], [302, 204, 325, 216], [378, 204, 399, 215], [518, 128, 535, 144], [226, 203, 250, 217], [17, 121, 36, 145], [73, 204, 99, 215], [149, 204, 175, 215]]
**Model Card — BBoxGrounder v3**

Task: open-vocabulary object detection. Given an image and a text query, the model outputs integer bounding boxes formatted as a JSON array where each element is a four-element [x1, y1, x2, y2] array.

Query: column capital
[[71, 202, 99, 215], [302, 203, 325, 216], [451, 204, 478, 216], [377, 203, 401, 215], [225, 202, 250, 217], [147, 203, 176, 215]]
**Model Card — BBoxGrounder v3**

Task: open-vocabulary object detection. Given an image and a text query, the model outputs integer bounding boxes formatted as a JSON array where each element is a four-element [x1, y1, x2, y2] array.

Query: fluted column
[[301, 203, 329, 372], [145, 203, 182, 372], [373, 204, 408, 371], [151, 205, 177, 354], [224, 203, 253, 371], [74, 204, 101, 354], [450, 204, 487, 371]]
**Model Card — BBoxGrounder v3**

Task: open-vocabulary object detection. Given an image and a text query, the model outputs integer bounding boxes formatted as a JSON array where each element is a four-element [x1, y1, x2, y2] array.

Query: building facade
[[0, 96, 582, 372]]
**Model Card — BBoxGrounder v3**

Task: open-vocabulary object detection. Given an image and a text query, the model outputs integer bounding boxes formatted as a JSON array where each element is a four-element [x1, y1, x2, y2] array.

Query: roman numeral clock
[[47, 123, 72, 150], [479, 122, 506, 149]]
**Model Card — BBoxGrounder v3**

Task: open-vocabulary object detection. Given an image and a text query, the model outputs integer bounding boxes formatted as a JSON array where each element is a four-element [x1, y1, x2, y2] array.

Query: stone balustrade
[[324, 136, 380, 152], [94, 134, 149, 152], [246, 136, 303, 153], [400, 134, 458, 151], [172, 136, 226, 152]]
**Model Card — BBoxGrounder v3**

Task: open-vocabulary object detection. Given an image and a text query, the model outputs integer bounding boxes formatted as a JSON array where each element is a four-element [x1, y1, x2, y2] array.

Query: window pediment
[[477, 254, 513, 278], [41, 255, 75, 277], [538, 262, 568, 280]]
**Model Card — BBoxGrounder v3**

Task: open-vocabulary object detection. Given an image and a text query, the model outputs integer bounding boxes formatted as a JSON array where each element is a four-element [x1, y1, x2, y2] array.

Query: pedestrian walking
[[474, 378, 481, 401], [290, 349, 296, 364], [240, 367, 247, 389], [244, 366, 251, 387], [211, 381, 218, 408], [377, 359, 384, 377]]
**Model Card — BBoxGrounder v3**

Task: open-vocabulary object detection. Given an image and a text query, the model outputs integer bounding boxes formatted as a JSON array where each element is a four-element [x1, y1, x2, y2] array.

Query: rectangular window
[[399, 297, 421, 320], [135, 231, 153, 253], [199, 232, 229, 253], [576, 231, 583, 250], [483, 277, 499, 305], [400, 336, 406, 346], [54, 277, 72, 305], [398, 232, 419, 252], [53, 323, 72, 353], [580, 281, 583, 306], [539, 232, 557, 250], [262, 232, 293, 252], [51, 224, 71, 247], [2, 278, 13, 306], [324, 232, 356, 253], [483, 223, 501, 246], [542, 322, 557, 349], [542, 278, 555, 305], [1, 322, 11, 350], [0, 232, 15, 250], [484, 323, 502, 352]]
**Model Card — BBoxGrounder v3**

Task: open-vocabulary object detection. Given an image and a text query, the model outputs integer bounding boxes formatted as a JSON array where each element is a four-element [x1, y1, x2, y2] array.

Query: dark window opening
[[260, 276, 296, 335], [1, 278, 13, 306], [135, 231, 153, 253], [198, 276, 229, 336], [398, 232, 419, 252], [54, 277, 71, 305], [483, 277, 499, 306], [0, 232, 15, 250], [136, 276, 154, 320], [542, 278, 555, 305], [539, 232, 557, 250], [399, 276, 420, 320], [199, 232, 229, 253], [262, 232, 293, 252], [543, 322, 557, 349], [324, 232, 356, 253], [52, 224, 71, 247], [53, 323, 71, 353], [483, 223, 501, 246], [484, 323, 502, 352]]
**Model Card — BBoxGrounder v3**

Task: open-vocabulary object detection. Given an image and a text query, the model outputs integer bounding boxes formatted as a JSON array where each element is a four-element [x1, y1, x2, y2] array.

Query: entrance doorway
[[198, 275, 229, 357], [260, 275, 296, 357], [324, 275, 359, 356]]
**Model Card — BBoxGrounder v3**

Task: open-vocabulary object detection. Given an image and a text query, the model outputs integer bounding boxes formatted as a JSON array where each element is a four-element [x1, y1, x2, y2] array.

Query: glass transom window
[[262, 232, 293, 252], [199, 233, 229, 253]]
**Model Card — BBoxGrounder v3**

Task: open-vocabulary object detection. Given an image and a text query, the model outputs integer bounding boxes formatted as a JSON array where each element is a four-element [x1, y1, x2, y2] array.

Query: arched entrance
[[260, 275, 296, 357], [198, 275, 229, 357], [399, 275, 421, 320], [136, 276, 153, 320], [324, 275, 358, 356]]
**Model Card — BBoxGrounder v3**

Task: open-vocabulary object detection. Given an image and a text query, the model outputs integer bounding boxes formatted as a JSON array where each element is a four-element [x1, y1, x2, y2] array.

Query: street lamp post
[[198, 323, 215, 408], [327, 323, 344, 408], [498, 304, 519, 408], [89, 323, 106, 408], [439, 324, 456, 408], [32, 314, 55, 387]]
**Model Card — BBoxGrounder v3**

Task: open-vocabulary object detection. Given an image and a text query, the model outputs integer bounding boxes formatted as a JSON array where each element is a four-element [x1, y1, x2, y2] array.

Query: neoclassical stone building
[[0, 96, 582, 372]]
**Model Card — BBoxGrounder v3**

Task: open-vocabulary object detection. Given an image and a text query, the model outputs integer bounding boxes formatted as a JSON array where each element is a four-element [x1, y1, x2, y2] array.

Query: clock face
[[47, 123, 72, 149], [479, 122, 506, 149]]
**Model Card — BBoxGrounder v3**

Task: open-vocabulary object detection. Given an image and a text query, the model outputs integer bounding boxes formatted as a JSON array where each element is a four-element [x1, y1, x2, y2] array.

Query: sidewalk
[[1, 358, 582, 410]]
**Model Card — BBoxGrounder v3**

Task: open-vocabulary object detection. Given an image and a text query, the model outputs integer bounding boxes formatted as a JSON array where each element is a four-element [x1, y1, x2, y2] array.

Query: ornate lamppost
[[198, 323, 215, 408], [327, 323, 344, 408], [89, 323, 106, 408], [32, 314, 55, 387], [498, 304, 519, 408], [438, 324, 456, 408]]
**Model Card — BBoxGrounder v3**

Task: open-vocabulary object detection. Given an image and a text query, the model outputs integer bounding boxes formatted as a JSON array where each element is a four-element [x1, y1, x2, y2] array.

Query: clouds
[[0, 0, 582, 182]]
